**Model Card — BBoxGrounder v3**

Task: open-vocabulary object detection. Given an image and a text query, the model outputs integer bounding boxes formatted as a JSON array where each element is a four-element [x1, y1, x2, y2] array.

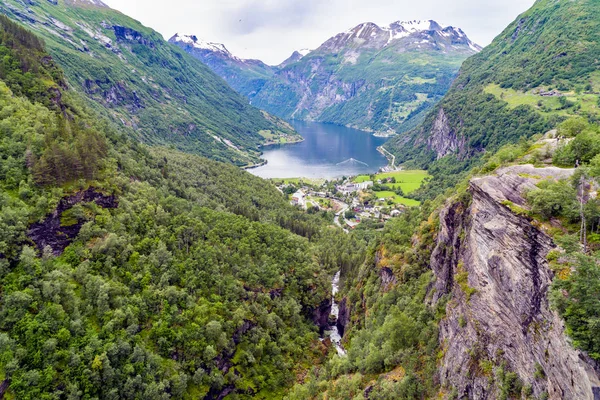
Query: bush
[[526, 180, 579, 221], [553, 144, 577, 167], [551, 254, 600, 360], [569, 129, 600, 163], [557, 117, 589, 138]]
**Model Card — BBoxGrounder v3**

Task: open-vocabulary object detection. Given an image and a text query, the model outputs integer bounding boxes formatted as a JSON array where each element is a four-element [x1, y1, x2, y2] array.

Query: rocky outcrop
[[0, 379, 9, 400], [205, 320, 257, 400], [28, 188, 118, 256], [113, 25, 154, 48], [432, 165, 599, 399], [379, 266, 397, 292], [308, 298, 333, 334], [83, 79, 143, 112], [426, 108, 466, 160], [336, 297, 351, 337]]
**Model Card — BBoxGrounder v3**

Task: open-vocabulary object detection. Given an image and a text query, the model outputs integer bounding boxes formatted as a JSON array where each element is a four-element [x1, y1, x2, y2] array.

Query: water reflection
[[250, 121, 389, 179]]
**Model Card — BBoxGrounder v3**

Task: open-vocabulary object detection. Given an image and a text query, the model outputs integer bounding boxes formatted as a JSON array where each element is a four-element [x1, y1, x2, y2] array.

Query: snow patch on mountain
[[170, 33, 235, 58], [399, 20, 441, 32], [66, 0, 108, 7]]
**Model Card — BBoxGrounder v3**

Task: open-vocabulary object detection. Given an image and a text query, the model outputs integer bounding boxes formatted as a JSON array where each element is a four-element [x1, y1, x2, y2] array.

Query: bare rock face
[[426, 108, 466, 160], [28, 188, 118, 256], [308, 298, 333, 335], [336, 297, 351, 337], [431, 165, 599, 399]]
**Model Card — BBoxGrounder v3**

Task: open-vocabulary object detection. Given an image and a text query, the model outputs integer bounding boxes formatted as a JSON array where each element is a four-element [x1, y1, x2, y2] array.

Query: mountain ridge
[[172, 18, 480, 136], [0, 0, 301, 166]]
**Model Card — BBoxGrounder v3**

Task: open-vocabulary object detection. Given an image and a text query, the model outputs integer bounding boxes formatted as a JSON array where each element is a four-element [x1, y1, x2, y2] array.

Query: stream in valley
[[324, 271, 346, 356]]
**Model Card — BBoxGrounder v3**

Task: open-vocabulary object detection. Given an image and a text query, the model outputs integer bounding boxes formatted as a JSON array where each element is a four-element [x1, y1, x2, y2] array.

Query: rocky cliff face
[[28, 188, 118, 256], [425, 108, 466, 159], [431, 165, 599, 399]]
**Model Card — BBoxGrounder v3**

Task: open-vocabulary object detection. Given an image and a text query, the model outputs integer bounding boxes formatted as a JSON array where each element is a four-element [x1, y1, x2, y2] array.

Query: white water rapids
[[323, 271, 347, 356]]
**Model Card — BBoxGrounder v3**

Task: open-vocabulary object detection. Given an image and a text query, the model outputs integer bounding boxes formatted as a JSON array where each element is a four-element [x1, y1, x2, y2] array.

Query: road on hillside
[[333, 201, 350, 234]]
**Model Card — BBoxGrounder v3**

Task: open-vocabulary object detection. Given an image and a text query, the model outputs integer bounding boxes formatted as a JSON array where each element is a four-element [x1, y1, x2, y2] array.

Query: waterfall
[[324, 271, 346, 356]]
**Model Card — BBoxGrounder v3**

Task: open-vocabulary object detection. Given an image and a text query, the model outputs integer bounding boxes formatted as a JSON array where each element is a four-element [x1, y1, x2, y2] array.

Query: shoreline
[[373, 132, 397, 138], [377, 146, 396, 170], [259, 137, 305, 149], [243, 159, 268, 170]]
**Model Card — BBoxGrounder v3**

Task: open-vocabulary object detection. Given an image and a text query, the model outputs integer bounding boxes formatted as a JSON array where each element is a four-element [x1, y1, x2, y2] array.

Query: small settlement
[[275, 171, 428, 229]]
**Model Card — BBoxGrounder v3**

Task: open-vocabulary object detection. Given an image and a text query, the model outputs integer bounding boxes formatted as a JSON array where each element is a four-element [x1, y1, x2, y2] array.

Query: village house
[[291, 190, 306, 207]]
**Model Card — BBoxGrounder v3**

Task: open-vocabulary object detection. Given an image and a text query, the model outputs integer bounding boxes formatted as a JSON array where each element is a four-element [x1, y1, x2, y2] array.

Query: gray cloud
[[103, 0, 536, 64]]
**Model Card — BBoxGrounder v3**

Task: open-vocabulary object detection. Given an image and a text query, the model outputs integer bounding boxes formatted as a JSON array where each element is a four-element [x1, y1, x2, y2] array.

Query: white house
[[356, 181, 373, 190], [336, 181, 374, 195], [291, 190, 306, 207]]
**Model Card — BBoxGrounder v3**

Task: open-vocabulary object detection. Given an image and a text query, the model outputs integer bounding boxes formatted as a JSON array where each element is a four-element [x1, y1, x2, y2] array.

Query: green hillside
[[2, 7, 600, 399], [0, 0, 300, 166], [0, 16, 360, 398], [386, 0, 600, 197]]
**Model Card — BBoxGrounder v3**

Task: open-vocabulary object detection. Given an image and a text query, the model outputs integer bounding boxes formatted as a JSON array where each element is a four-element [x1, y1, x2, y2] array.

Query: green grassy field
[[354, 170, 430, 192], [355, 170, 430, 207], [374, 191, 421, 207], [484, 84, 600, 117]]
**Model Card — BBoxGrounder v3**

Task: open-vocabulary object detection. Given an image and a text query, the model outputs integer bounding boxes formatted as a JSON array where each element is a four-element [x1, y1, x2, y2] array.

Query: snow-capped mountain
[[318, 19, 481, 53], [172, 19, 480, 135], [169, 34, 237, 59], [169, 33, 274, 97]]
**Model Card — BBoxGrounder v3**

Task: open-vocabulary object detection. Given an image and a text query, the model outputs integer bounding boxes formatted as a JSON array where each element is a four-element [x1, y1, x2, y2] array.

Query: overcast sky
[[102, 0, 536, 65]]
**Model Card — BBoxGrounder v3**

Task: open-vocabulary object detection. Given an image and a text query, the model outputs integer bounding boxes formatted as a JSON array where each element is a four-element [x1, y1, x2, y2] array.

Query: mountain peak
[[317, 18, 481, 54], [169, 33, 232, 57], [392, 19, 444, 32]]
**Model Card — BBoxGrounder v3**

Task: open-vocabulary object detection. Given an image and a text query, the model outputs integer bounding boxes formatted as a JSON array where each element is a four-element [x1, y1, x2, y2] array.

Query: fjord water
[[250, 120, 389, 179]]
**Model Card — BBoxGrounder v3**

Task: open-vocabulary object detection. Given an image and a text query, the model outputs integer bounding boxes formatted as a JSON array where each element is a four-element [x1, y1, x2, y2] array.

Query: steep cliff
[[431, 165, 600, 399]]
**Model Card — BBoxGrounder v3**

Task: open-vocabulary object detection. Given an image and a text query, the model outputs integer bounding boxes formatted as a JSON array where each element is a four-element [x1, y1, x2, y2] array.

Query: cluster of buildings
[[336, 180, 373, 195], [283, 179, 405, 229]]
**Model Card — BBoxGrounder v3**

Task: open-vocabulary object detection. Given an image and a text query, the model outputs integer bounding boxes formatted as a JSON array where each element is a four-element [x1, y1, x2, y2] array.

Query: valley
[[1, 0, 600, 399], [172, 20, 480, 137]]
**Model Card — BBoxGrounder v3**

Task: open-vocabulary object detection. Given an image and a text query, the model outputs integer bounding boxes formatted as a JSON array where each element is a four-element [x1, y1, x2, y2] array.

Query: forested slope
[[0, 0, 300, 166], [387, 0, 600, 198], [0, 16, 362, 399], [288, 120, 600, 399]]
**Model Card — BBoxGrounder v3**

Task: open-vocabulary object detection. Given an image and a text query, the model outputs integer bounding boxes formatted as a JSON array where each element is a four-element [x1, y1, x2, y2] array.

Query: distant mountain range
[[0, 0, 300, 166], [171, 20, 481, 136]]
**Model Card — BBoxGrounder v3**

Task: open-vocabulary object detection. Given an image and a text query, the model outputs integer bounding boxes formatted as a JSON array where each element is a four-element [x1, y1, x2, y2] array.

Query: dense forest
[[2, 2, 600, 399], [0, 16, 365, 398]]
